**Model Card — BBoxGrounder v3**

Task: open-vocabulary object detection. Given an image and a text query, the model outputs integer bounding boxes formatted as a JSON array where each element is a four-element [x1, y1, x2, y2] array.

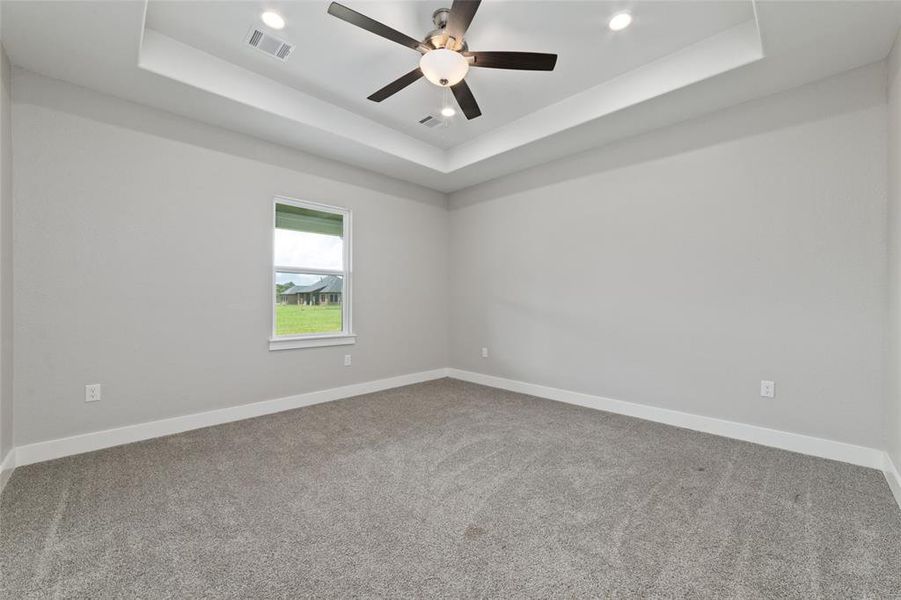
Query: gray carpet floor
[[2, 378, 900, 599]]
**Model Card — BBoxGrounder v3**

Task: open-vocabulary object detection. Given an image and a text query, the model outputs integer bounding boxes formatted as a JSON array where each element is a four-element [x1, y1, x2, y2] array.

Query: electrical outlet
[[344, 354, 352, 367], [85, 383, 101, 403], [481, 347, 489, 358], [760, 380, 775, 398]]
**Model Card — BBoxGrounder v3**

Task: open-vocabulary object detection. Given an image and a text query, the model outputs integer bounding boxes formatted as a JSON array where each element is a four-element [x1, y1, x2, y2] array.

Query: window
[[270, 197, 353, 350]]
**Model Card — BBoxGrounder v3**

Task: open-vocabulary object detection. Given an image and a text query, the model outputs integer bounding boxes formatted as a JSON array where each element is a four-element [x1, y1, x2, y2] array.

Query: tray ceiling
[[3, 1, 901, 192], [145, 1, 756, 149]]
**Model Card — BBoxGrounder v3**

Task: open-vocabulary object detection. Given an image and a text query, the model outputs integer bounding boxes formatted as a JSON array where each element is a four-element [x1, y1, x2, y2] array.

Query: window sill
[[269, 334, 356, 351]]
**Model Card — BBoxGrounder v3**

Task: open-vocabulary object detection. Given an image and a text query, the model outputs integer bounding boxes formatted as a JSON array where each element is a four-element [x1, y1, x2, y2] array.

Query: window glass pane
[[275, 272, 343, 336], [274, 228, 343, 270], [274, 203, 343, 270]]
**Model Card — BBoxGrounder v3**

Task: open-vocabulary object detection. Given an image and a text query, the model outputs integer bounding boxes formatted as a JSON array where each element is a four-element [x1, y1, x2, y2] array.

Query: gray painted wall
[[448, 63, 888, 448], [6, 60, 895, 457], [11, 70, 448, 446], [888, 35, 901, 471], [0, 47, 12, 462]]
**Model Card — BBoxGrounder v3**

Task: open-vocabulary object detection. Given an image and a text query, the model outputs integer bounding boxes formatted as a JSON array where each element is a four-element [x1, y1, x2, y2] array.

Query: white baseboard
[[884, 453, 901, 512], [446, 369, 886, 471], [6, 366, 901, 516], [14, 368, 449, 468], [0, 448, 15, 495]]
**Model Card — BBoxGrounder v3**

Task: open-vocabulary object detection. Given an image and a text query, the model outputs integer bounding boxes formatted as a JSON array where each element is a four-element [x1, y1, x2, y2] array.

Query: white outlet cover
[[760, 380, 775, 398], [344, 354, 352, 366], [85, 383, 101, 402]]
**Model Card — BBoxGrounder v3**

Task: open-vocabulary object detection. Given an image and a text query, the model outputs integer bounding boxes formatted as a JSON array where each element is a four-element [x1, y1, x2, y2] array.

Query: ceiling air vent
[[419, 115, 442, 129], [246, 27, 294, 61]]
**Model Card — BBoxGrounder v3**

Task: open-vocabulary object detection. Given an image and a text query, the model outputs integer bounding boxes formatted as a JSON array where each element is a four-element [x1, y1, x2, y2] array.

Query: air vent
[[246, 27, 294, 61], [419, 115, 442, 128]]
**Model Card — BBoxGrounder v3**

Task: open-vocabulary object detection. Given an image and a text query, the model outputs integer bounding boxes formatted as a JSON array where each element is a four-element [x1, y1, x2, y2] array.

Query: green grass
[[275, 304, 342, 336]]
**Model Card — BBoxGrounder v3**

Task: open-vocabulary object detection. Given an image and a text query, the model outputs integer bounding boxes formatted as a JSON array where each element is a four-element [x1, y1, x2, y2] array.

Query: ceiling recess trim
[[137, 7, 763, 175], [138, 29, 446, 170], [447, 19, 764, 171]]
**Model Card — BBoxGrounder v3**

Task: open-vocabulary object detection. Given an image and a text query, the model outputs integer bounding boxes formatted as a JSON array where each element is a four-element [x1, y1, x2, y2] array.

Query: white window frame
[[269, 196, 354, 351]]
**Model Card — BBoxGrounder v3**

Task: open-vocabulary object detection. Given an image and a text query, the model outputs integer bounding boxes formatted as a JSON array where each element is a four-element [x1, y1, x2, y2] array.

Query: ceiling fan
[[326, 0, 557, 120]]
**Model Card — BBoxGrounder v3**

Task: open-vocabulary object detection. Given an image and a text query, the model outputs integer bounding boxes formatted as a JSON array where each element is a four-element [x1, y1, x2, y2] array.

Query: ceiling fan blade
[[327, 2, 426, 53], [367, 68, 424, 102], [465, 51, 558, 71], [446, 0, 481, 44], [451, 80, 481, 120]]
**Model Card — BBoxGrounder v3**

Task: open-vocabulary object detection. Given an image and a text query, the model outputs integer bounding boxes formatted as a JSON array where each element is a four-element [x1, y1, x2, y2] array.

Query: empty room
[[1, 0, 901, 597]]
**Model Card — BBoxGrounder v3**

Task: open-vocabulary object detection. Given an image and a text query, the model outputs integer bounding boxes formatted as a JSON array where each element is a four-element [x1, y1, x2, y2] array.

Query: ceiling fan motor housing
[[432, 8, 450, 29], [425, 8, 467, 51]]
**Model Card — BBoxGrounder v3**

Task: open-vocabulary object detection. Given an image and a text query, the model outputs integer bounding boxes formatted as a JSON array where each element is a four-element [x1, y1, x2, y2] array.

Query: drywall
[[5, 58, 897, 466], [888, 32, 901, 473], [448, 63, 888, 449], [11, 69, 448, 446], [0, 46, 12, 471]]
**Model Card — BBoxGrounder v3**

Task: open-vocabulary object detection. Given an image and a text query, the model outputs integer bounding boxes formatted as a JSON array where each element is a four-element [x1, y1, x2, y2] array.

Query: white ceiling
[[3, 1, 901, 192]]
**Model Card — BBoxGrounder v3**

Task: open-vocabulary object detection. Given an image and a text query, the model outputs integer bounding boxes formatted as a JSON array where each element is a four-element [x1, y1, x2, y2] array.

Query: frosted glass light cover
[[419, 49, 469, 87]]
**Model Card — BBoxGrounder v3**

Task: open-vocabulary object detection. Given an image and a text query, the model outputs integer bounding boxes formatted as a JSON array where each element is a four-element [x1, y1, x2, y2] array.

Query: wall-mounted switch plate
[[85, 384, 101, 403], [760, 380, 775, 398], [481, 347, 489, 358]]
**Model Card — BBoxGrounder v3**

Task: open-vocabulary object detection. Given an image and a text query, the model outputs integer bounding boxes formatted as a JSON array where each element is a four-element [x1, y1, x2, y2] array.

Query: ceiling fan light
[[441, 106, 456, 117], [419, 49, 469, 87]]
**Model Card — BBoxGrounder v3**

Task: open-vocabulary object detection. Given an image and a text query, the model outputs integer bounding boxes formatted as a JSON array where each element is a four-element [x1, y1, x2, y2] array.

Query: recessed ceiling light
[[441, 106, 456, 118], [608, 12, 632, 32], [261, 11, 286, 30]]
